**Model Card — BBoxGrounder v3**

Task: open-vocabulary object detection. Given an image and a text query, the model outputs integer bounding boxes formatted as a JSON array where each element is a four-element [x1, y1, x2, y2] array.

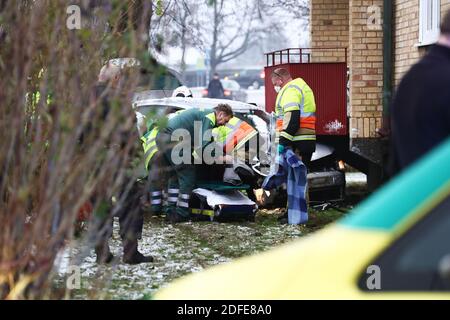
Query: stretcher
[[189, 183, 257, 222]]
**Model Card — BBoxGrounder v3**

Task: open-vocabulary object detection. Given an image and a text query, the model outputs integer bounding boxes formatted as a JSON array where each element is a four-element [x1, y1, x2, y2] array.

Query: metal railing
[[265, 48, 348, 67]]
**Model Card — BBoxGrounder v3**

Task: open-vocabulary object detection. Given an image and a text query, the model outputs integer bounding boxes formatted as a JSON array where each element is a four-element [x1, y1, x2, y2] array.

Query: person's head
[[98, 63, 122, 88], [172, 86, 193, 98], [214, 103, 233, 126], [439, 9, 450, 47], [213, 73, 220, 80], [271, 68, 292, 93]]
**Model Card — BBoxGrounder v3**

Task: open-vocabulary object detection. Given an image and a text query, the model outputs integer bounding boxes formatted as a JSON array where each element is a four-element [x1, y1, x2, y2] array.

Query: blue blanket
[[262, 148, 308, 224]]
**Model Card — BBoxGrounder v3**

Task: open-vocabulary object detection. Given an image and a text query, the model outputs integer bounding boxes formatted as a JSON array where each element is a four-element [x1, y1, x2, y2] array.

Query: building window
[[419, 0, 441, 46]]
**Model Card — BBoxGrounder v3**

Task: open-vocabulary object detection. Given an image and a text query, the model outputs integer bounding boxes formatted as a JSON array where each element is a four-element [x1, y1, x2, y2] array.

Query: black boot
[[95, 242, 115, 264], [165, 208, 190, 224], [167, 212, 190, 224], [122, 239, 154, 265]]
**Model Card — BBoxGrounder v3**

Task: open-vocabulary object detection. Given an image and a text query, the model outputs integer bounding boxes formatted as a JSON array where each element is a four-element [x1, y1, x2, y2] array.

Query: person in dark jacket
[[207, 73, 225, 98], [389, 10, 450, 176], [91, 63, 153, 265]]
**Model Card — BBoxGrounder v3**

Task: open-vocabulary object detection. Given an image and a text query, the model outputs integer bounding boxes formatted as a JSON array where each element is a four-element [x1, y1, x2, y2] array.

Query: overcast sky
[[155, 1, 310, 70]]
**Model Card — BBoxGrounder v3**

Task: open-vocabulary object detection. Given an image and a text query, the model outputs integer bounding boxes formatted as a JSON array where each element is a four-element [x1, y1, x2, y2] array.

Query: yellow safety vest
[[212, 117, 258, 154], [275, 78, 317, 141], [141, 127, 159, 170]]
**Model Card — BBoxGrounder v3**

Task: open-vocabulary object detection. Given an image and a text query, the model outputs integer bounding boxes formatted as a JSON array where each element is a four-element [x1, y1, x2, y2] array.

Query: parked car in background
[[227, 68, 265, 89], [202, 79, 247, 102]]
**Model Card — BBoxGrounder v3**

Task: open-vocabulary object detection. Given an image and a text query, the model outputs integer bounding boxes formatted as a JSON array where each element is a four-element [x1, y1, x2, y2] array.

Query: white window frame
[[418, 0, 441, 46]]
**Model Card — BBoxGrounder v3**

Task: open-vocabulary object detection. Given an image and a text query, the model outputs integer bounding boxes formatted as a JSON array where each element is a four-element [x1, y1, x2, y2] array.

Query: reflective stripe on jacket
[[212, 117, 258, 154], [141, 127, 159, 170], [275, 78, 316, 141]]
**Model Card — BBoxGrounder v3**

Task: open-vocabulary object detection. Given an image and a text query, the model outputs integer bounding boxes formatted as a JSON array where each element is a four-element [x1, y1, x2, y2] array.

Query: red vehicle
[[264, 48, 381, 202]]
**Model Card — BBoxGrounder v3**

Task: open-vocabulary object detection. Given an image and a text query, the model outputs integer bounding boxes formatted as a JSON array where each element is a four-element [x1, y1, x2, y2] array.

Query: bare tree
[[206, 0, 310, 75], [0, 0, 155, 299], [266, 0, 310, 19], [160, 0, 204, 75], [206, 0, 262, 76], [152, 0, 310, 78]]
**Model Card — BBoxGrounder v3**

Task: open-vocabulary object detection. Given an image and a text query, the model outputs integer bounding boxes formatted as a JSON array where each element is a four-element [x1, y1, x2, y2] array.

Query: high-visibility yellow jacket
[[141, 109, 217, 168], [275, 78, 317, 142], [141, 126, 159, 170], [212, 117, 258, 154]]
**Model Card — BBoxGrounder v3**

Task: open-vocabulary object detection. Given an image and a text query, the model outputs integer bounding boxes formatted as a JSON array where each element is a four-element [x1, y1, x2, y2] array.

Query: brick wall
[[310, 0, 349, 62], [311, 0, 449, 139], [348, 0, 383, 139], [393, 0, 423, 86], [394, 0, 450, 86], [443, 0, 450, 17]]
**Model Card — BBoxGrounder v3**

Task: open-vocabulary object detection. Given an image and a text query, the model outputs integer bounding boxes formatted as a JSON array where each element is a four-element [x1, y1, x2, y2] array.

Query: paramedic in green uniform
[[156, 104, 234, 223]]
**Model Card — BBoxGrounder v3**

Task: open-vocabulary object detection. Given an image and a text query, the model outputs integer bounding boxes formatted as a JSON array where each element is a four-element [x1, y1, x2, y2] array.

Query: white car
[[133, 97, 272, 172], [134, 97, 346, 205]]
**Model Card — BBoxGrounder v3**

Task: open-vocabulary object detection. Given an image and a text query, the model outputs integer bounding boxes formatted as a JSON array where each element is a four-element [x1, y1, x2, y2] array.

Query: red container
[[265, 48, 348, 136]]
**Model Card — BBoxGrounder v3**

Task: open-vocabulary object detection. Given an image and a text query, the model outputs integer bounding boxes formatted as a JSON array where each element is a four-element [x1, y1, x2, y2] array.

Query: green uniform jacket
[[164, 108, 217, 152]]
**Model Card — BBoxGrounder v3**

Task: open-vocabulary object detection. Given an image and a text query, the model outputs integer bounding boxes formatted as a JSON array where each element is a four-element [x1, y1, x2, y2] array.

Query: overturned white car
[[133, 97, 345, 220]]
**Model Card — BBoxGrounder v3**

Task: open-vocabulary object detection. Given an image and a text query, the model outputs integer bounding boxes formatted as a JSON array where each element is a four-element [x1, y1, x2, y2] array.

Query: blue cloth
[[262, 148, 308, 225]]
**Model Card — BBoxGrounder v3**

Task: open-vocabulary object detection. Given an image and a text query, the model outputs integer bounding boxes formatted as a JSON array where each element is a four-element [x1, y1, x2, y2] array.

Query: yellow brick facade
[[311, 0, 450, 138], [394, 0, 423, 85], [310, 0, 349, 62], [348, 0, 384, 139]]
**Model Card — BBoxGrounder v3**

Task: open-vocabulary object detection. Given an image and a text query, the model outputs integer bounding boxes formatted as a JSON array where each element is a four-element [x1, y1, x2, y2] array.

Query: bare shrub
[[0, 0, 154, 299]]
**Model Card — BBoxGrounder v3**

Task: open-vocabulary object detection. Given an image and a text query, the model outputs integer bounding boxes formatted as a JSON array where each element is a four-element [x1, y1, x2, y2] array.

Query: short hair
[[271, 68, 291, 80], [214, 103, 233, 117], [441, 9, 450, 35], [98, 63, 121, 83]]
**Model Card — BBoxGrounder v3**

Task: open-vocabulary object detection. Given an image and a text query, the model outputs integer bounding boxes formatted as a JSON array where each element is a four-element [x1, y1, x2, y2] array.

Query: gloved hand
[[277, 144, 285, 154]]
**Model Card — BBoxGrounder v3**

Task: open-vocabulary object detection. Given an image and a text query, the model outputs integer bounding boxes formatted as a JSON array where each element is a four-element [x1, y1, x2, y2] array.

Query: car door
[[358, 191, 450, 295]]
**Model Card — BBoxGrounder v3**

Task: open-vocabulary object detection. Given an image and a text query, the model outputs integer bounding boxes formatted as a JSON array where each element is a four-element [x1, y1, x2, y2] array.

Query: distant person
[[207, 73, 224, 98], [389, 10, 450, 176]]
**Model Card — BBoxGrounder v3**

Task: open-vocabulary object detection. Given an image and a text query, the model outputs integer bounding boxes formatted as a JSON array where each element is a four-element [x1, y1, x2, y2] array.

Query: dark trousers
[[92, 179, 145, 247], [156, 132, 196, 217]]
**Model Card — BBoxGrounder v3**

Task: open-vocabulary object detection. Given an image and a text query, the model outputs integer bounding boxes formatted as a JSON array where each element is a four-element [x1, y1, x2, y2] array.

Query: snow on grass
[[53, 207, 348, 300]]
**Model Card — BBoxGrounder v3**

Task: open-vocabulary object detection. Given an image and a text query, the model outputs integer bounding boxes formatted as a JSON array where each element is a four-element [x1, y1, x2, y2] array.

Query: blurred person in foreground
[[389, 10, 450, 176], [90, 62, 153, 264]]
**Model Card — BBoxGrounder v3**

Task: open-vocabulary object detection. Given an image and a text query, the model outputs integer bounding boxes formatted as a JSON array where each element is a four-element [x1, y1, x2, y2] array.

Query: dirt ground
[[52, 173, 368, 300]]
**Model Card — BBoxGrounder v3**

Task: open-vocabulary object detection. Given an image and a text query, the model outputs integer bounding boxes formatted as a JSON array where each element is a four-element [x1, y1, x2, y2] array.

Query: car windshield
[[221, 80, 240, 91]]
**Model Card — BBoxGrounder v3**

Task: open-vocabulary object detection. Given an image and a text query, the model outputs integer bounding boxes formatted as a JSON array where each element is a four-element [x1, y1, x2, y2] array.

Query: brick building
[[310, 0, 449, 180]]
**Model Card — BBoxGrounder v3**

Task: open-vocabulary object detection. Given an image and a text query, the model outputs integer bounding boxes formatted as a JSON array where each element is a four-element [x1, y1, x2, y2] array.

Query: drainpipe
[[381, 0, 393, 137]]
